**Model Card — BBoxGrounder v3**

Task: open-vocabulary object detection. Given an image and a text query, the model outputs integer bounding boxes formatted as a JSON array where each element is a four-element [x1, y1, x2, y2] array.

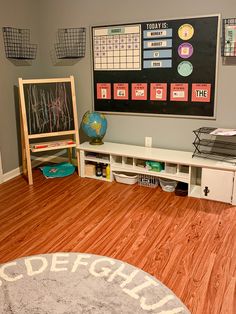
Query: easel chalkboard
[[18, 76, 80, 185], [92, 14, 220, 118]]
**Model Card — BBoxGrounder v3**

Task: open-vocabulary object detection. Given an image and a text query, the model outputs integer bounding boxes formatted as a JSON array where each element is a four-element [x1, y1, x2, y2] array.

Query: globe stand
[[89, 138, 104, 145]]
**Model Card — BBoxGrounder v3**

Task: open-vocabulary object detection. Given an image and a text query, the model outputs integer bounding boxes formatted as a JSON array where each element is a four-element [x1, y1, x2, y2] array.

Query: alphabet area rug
[[0, 253, 190, 314]]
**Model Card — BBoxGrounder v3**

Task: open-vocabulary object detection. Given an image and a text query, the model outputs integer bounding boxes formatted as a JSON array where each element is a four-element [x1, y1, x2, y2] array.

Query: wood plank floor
[[0, 170, 236, 313]]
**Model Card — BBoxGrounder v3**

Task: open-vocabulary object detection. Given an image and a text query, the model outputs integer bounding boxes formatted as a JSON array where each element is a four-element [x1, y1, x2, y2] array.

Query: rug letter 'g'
[[0, 253, 190, 313]]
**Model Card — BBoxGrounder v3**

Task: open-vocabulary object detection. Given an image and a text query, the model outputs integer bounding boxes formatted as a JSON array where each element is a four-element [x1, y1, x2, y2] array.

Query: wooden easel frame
[[18, 76, 80, 185]]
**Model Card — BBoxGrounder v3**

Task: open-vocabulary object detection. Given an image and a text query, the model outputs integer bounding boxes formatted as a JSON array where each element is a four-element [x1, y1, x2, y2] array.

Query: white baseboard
[[2, 152, 72, 183], [3, 167, 22, 182], [0, 152, 3, 184]]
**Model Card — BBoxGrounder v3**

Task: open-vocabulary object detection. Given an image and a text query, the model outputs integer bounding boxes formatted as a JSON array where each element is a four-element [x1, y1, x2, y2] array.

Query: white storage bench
[[78, 142, 236, 204]]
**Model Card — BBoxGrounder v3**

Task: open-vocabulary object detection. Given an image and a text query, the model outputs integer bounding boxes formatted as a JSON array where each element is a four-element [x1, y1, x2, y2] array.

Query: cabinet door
[[201, 168, 234, 203], [231, 173, 236, 205]]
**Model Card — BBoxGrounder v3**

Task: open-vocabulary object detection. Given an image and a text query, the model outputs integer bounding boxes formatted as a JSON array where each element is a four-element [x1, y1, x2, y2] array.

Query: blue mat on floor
[[40, 162, 75, 178]]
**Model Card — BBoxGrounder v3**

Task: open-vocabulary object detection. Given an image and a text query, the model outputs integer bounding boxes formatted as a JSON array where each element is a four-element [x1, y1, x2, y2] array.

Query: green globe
[[81, 111, 107, 145]]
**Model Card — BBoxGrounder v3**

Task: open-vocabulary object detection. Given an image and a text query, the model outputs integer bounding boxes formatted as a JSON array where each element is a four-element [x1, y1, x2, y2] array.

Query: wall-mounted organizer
[[2, 27, 37, 59], [55, 28, 86, 59], [192, 127, 236, 164], [221, 18, 236, 57]]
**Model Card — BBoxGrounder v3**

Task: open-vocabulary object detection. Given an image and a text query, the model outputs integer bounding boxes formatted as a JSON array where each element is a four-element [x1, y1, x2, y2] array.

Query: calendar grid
[[93, 25, 141, 70]]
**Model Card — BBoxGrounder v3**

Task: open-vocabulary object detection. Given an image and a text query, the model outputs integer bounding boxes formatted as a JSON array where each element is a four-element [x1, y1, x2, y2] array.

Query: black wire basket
[[55, 28, 86, 59], [2, 27, 37, 59]]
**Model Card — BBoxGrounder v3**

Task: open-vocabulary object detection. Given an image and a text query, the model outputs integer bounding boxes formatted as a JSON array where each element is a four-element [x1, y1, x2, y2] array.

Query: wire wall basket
[[2, 27, 37, 59], [55, 27, 86, 59]]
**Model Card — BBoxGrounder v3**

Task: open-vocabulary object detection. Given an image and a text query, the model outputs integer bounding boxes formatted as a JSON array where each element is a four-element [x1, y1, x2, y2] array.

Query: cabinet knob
[[203, 186, 210, 196]]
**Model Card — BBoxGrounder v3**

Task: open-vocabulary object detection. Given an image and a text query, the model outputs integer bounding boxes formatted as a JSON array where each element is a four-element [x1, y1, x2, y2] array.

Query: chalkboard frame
[[18, 76, 80, 184], [19, 77, 78, 137], [91, 14, 221, 119]]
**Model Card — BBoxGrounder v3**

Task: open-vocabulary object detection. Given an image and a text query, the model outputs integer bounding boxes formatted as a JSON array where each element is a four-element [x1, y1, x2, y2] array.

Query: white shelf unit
[[78, 142, 236, 204], [111, 156, 190, 183]]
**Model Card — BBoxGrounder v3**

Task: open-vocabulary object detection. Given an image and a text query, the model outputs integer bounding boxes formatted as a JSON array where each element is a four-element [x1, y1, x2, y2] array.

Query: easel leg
[[20, 111, 27, 176], [22, 146, 27, 175], [67, 147, 72, 164], [26, 149, 33, 185], [76, 150, 80, 176]]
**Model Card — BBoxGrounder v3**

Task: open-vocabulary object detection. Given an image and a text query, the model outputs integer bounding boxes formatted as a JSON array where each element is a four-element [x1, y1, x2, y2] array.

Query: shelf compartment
[[165, 163, 177, 174], [84, 152, 110, 163], [123, 156, 134, 167], [84, 161, 111, 182], [111, 155, 122, 165], [189, 185, 201, 198], [134, 159, 146, 169], [189, 167, 202, 198], [178, 164, 189, 175]]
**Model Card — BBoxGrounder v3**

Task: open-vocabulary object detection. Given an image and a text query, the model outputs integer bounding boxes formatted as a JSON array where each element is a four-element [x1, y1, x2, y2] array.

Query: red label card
[[150, 83, 167, 101], [131, 83, 147, 100], [191, 84, 211, 102], [170, 83, 188, 101], [97, 83, 111, 99], [114, 83, 129, 100]]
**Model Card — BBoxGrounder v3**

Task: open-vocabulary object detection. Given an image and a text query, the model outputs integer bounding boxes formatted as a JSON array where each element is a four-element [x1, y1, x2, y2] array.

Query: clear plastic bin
[[159, 178, 177, 192]]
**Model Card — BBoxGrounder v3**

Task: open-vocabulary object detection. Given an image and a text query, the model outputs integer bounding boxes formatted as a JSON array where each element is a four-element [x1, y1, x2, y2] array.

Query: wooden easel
[[18, 76, 80, 185]]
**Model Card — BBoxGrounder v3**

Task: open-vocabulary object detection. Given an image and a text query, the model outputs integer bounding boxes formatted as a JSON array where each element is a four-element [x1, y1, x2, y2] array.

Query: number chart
[[92, 15, 220, 118], [93, 24, 141, 71]]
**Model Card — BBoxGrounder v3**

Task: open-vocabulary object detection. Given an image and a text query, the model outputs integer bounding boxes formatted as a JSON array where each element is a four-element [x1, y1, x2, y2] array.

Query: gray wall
[[1, 0, 236, 173], [0, 0, 41, 173]]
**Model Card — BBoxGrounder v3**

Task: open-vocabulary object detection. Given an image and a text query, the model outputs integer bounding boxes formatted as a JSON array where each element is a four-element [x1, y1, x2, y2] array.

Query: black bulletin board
[[92, 15, 220, 118]]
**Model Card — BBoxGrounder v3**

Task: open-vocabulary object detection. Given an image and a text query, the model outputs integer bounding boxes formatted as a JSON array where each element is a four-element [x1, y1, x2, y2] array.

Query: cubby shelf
[[78, 141, 236, 204]]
